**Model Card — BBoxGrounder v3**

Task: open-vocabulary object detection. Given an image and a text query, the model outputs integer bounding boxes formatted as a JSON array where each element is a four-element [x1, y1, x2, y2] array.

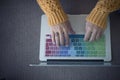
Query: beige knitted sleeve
[[86, 0, 120, 29], [37, 0, 68, 26]]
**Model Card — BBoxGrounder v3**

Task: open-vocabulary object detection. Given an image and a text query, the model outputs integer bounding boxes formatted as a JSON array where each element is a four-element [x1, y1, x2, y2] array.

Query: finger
[[55, 32, 60, 47], [59, 30, 64, 46], [51, 30, 55, 44], [96, 30, 104, 40], [89, 29, 97, 42], [84, 26, 92, 41], [66, 22, 75, 34], [63, 29, 69, 46], [96, 30, 102, 40]]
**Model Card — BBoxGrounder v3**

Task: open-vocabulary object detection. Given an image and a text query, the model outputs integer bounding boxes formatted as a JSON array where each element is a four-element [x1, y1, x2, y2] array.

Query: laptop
[[39, 14, 111, 62]]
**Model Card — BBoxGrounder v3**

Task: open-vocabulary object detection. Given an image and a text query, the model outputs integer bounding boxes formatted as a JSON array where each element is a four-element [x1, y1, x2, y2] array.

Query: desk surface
[[0, 0, 120, 80]]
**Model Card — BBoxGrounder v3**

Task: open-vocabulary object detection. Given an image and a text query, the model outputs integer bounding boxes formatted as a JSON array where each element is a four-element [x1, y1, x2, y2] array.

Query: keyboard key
[[71, 38, 75, 42], [73, 43, 77, 46], [76, 51, 81, 54], [76, 38, 79, 42], [69, 35, 84, 38], [78, 43, 82, 46], [81, 51, 85, 54], [46, 51, 51, 54], [74, 47, 79, 50], [46, 39, 52, 42], [78, 47, 82, 50]]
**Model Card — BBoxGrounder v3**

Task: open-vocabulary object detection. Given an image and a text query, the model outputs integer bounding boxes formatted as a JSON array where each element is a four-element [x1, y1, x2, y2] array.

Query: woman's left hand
[[84, 21, 104, 42]]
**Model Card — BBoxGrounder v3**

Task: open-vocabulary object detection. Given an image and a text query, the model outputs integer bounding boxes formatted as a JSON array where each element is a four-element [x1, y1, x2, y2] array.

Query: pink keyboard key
[[49, 42, 53, 46], [46, 39, 52, 42], [46, 51, 51, 54], [46, 43, 49, 49]]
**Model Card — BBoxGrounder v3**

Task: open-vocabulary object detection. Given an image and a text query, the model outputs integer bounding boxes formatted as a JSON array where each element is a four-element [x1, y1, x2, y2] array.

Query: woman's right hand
[[50, 20, 75, 47]]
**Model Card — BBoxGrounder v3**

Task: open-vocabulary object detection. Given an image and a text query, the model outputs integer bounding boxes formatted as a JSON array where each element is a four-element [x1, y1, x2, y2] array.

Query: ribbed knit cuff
[[86, 8, 109, 29], [47, 9, 68, 26]]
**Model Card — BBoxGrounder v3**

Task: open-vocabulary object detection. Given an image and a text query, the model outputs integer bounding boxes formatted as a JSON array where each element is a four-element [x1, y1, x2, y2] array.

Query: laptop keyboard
[[45, 34, 106, 57]]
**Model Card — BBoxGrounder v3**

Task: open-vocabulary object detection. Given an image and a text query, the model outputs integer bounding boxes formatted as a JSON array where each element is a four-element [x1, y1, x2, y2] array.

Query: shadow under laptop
[[30, 60, 120, 67], [29, 60, 114, 67]]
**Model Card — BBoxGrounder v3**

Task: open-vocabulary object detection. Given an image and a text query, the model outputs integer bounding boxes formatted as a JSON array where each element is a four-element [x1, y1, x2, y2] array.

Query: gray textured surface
[[0, 0, 120, 80]]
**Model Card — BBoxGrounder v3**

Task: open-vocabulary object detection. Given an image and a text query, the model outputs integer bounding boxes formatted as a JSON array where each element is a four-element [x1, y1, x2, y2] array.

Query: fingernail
[[65, 45, 69, 47], [89, 39, 93, 42], [89, 39, 92, 42], [84, 38, 86, 41], [52, 42, 55, 44], [57, 45, 59, 48], [84, 38, 88, 41], [61, 43, 64, 46]]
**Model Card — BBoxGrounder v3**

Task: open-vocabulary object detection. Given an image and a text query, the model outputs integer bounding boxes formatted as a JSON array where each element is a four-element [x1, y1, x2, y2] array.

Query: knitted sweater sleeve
[[86, 0, 120, 29], [36, 0, 68, 26]]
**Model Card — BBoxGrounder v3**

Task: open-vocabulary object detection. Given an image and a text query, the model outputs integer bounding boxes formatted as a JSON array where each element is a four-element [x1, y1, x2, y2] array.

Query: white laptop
[[39, 14, 111, 62]]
